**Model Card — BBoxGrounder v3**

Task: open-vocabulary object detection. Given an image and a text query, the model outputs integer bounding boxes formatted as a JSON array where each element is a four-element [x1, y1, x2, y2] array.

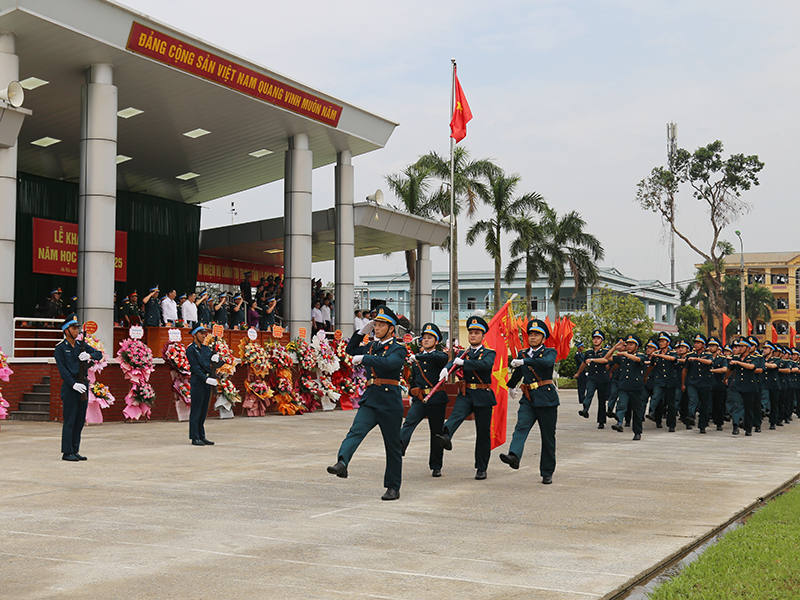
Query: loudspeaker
[[366, 189, 384, 206], [0, 81, 24, 108]]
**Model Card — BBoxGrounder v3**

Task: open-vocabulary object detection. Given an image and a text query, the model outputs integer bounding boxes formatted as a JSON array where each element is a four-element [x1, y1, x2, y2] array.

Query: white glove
[[408, 353, 417, 363], [352, 355, 364, 365], [511, 358, 524, 368], [509, 387, 520, 401], [78, 351, 91, 362], [453, 357, 464, 366], [439, 367, 449, 381], [358, 320, 374, 336], [211, 353, 220, 362], [205, 377, 218, 386], [72, 382, 87, 394]]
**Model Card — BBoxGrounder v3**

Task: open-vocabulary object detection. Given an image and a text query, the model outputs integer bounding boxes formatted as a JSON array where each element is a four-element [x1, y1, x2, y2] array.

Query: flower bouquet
[[117, 338, 155, 384], [238, 338, 271, 377], [204, 334, 236, 377], [312, 337, 339, 375], [332, 339, 352, 368], [163, 342, 191, 376], [0, 389, 8, 422], [123, 382, 155, 420], [243, 378, 273, 416], [272, 391, 305, 416], [0, 347, 13, 382], [267, 343, 293, 370], [172, 379, 191, 405], [287, 339, 318, 372], [89, 381, 115, 409], [215, 378, 242, 413], [174, 319, 186, 328], [82, 334, 109, 378]]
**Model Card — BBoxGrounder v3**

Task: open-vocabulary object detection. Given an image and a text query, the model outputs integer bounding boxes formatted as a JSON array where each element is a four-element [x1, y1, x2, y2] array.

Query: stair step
[[32, 384, 51, 394], [41, 376, 51, 384], [23, 392, 50, 402], [10, 411, 51, 421], [18, 401, 50, 412]]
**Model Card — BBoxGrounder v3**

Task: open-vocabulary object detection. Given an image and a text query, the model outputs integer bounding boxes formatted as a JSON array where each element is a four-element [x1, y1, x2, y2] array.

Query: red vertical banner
[[771, 324, 779, 344], [722, 313, 732, 345], [485, 300, 519, 450], [790, 326, 796, 349]]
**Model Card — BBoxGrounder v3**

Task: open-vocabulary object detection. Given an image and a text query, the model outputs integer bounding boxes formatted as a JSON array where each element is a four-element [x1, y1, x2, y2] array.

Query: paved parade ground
[[2, 390, 799, 600]]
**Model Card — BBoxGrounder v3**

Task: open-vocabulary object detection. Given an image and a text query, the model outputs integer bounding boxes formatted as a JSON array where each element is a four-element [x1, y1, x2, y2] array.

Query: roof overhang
[[199, 203, 449, 266], [1, 0, 397, 203]]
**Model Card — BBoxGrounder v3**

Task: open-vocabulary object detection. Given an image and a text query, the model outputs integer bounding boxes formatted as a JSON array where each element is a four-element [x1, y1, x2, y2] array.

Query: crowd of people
[[574, 331, 800, 438]]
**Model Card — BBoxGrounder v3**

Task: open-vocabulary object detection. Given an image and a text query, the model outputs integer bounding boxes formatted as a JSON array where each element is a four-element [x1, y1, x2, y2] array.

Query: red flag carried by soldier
[[485, 300, 520, 449], [450, 67, 473, 143]]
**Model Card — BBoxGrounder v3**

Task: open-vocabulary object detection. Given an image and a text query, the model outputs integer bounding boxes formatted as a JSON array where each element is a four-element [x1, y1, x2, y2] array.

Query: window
[[432, 297, 443, 311], [775, 321, 789, 334], [756, 322, 766, 334], [772, 273, 788, 284], [531, 296, 538, 311], [748, 273, 764, 284], [466, 297, 477, 310], [777, 298, 788, 310]]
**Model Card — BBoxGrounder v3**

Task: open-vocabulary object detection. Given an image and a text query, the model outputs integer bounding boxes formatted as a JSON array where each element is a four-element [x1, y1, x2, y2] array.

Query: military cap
[[658, 331, 672, 343], [733, 338, 750, 347], [708, 336, 721, 347], [624, 334, 640, 347], [149, 285, 159, 292], [190, 324, 206, 336], [693, 333, 707, 345], [747, 336, 760, 348], [677, 339, 691, 349], [646, 339, 658, 349], [575, 339, 584, 348], [467, 315, 489, 332], [243, 271, 251, 277], [421, 322, 442, 341], [233, 294, 242, 301], [792, 349, 800, 356], [129, 290, 138, 297], [527, 318, 549, 339], [373, 305, 397, 326], [50, 287, 63, 295], [764, 341, 776, 351], [179, 293, 187, 300], [591, 329, 605, 340], [219, 291, 228, 298], [723, 344, 732, 352], [61, 316, 79, 331]]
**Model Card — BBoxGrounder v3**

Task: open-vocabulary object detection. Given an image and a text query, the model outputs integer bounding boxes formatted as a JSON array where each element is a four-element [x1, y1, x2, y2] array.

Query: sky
[[128, 0, 800, 290]]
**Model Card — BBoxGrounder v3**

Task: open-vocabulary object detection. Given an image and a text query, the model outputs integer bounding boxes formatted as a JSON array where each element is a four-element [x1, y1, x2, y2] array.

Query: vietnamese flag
[[722, 313, 731, 345], [791, 326, 796, 349], [485, 299, 520, 449], [747, 319, 753, 335], [450, 67, 472, 143], [771, 323, 779, 344]]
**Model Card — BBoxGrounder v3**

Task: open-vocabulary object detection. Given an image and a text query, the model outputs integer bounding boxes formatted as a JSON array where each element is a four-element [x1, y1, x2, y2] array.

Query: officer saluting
[[327, 305, 406, 501], [54, 316, 102, 461], [400, 322, 449, 477], [501, 319, 559, 484], [186, 325, 220, 446], [434, 315, 496, 480], [142, 285, 161, 327]]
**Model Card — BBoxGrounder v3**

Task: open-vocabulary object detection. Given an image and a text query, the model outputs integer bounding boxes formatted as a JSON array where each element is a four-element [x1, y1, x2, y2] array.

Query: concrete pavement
[[1, 390, 798, 599]]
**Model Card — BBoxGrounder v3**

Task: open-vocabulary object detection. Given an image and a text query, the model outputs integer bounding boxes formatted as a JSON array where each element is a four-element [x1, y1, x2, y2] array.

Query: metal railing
[[13, 317, 63, 358]]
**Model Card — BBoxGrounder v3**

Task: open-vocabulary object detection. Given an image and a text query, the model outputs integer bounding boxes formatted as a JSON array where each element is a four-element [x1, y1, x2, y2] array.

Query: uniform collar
[[470, 344, 483, 352]]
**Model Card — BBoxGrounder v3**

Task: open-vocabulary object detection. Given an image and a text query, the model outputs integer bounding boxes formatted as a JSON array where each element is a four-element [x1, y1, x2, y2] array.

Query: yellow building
[[720, 252, 800, 345]]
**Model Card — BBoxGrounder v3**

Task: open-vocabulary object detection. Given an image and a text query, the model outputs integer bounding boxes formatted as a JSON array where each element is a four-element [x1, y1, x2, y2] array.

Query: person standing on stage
[[576, 329, 610, 429], [400, 322, 449, 478], [327, 306, 406, 500], [54, 317, 102, 461], [142, 285, 161, 327], [186, 325, 219, 446], [161, 288, 178, 326], [682, 333, 714, 433], [214, 292, 229, 328], [182, 292, 198, 329], [229, 293, 245, 329], [120, 290, 142, 327], [196, 290, 211, 326], [239, 271, 253, 305], [501, 318, 559, 484], [434, 315, 496, 481]]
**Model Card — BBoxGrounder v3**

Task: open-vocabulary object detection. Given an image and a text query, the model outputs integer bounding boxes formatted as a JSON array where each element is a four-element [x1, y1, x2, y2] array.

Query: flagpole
[[449, 58, 456, 362]]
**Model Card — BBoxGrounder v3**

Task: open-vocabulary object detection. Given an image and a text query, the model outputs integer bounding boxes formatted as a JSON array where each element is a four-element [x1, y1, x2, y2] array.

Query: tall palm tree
[[684, 262, 717, 336], [504, 215, 548, 319], [466, 167, 546, 312], [385, 163, 433, 329], [536, 207, 604, 319], [415, 147, 495, 335], [746, 283, 775, 327]]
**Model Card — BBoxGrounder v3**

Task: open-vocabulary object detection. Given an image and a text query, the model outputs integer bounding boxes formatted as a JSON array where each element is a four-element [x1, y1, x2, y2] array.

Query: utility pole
[[667, 122, 677, 290]]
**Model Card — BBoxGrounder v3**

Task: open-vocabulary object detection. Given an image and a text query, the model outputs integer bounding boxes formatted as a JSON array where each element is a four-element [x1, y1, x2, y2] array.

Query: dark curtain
[[15, 172, 201, 317]]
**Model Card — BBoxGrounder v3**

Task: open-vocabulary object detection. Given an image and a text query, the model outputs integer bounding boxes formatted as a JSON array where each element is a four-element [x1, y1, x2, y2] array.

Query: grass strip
[[647, 484, 800, 599]]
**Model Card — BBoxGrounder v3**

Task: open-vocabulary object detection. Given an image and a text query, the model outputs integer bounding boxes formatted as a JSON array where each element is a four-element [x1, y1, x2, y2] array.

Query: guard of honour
[[55, 308, 798, 501]]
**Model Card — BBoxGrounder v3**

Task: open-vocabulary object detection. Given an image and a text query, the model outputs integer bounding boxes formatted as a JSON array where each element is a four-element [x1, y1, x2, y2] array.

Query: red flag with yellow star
[[485, 300, 520, 449], [450, 67, 472, 143]]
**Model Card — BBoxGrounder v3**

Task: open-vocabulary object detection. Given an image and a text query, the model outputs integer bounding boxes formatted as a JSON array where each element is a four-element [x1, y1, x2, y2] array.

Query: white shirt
[[181, 299, 197, 323], [311, 307, 324, 324], [162, 297, 178, 323], [320, 305, 331, 323]]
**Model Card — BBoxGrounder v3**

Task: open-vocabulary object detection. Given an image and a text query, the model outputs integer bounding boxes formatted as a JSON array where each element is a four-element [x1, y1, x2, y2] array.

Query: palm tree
[[385, 163, 433, 329], [683, 262, 717, 336], [721, 276, 776, 334], [536, 207, 604, 319], [463, 167, 546, 312], [504, 215, 548, 319], [415, 147, 495, 334]]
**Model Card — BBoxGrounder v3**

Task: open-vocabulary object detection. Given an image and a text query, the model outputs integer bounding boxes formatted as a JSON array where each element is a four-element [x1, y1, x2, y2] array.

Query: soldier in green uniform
[[400, 322, 449, 477], [142, 285, 161, 327], [682, 333, 714, 433], [726, 338, 757, 435], [789, 349, 800, 421], [576, 329, 610, 429], [501, 319, 559, 484], [196, 290, 211, 326], [597, 334, 646, 440], [434, 315, 496, 480], [214, 292, 229, 328], [762, 341, 783, 430], [327, 305, 406, 500], [119, 290, 142, 327], [708, 337, 728, 431], [643, 339, 658, 427]]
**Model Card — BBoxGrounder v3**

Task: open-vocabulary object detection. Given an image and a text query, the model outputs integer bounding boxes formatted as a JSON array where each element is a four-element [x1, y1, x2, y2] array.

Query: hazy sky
[[128, 0, 800, 289]]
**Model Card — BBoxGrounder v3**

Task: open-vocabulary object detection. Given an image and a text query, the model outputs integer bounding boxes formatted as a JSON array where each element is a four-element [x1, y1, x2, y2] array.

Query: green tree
[[637, 140, 764, 336], [466, 167, 545, 312], [572, 287, 654, 345], [721, 276, 775, 333], [676, 304, 704, 339], [535, 206, 604, 319], [385, 163, 433, 329], [505, 215, 548, 319]]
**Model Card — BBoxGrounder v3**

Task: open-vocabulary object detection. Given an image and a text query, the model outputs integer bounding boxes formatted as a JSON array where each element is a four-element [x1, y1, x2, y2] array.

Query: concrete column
[[415, 242, 432, 327], [78, 64, 117, 343], [284, 133, 312, 341], [334, 150, 354, 337], [0, 32, 18, 355]]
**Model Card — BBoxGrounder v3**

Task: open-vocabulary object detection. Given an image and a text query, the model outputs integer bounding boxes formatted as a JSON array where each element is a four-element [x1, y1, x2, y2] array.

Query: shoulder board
[[483, 345, 494, 352], [55, 339, 66, 346]]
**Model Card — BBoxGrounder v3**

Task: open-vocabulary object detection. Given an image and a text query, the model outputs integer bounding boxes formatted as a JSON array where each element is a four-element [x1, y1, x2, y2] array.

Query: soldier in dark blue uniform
[[726, 338, 760, 435], [400, 322, 449, 477], [501, 319, 559, 484], [196, 290, 211, 326], [229, 293, 245, 329], [186, 325, 219, 446], [675, 339, 692, 427], [54, 317, 102, 461], [327, 306, 406, 500], [643, 339, 658, 425], [789, 349, 800, 421], [434, 315, 496, 480], [142, 285, 161, 327], [762, 341, 783, 430], [575, 340, 586, 406], [597, 334, 646, 440], [576, 329, 610, 429], [214, 292, 229, 328], [708, 337, 728, 430], [682, 333, 714, 433]]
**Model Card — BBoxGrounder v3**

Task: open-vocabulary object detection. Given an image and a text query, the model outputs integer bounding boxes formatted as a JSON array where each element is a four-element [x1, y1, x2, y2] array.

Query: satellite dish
[[366, 189, 384, 206]]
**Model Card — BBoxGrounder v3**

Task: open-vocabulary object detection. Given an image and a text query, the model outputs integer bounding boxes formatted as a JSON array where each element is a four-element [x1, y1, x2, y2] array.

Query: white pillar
[[0, 32, 18, 355], [415, 242, 432, 327], [77, 64, 117, 342], [334, 150, 354, 337], [284, 133, 312, 340]]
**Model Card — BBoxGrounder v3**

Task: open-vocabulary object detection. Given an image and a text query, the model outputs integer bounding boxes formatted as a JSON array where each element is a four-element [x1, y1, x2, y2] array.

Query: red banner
[[32, 218, 127, 281], [197, 255, 283, 286], [486, 300, 521, 450], [126, 22, 343, 128]]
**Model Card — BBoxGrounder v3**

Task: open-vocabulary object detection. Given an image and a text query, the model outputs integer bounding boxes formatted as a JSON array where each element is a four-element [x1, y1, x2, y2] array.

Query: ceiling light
[[362, 246, 380, 251], [116, 155, 132, 164], [31, 137, 60, 147], [176, 172, 200, 180], [117, 107, 144, 119], [248, 149, 273, 158], [263, 249, 283, 254], [19, 77, 48, 90], [183, 128, 210, 139]]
